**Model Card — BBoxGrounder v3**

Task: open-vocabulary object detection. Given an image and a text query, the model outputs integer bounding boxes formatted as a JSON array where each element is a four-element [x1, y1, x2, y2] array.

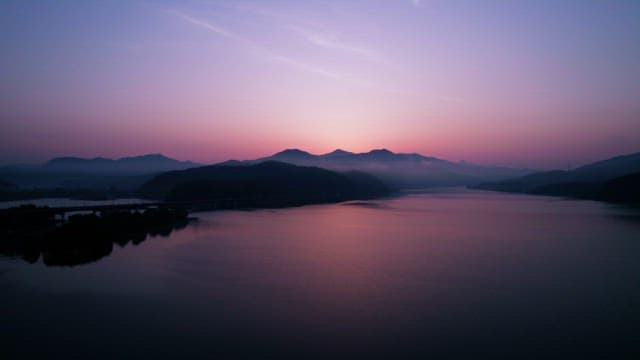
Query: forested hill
[[139, 161, 390, 207]]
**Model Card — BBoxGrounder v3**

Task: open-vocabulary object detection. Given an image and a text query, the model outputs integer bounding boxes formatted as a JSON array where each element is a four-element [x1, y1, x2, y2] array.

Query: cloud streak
[[167, 10, 236, 39], [168, 8, 399, 92], [268, 55, 344, 80], [168, 10, 357, 84], [231, 3, 384, 63], [289, 26, 380, 61]]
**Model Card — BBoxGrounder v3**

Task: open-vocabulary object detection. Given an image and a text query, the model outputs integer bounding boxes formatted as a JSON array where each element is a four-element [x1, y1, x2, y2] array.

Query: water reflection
[[1, 207, 190, 266], [341, 200, 388, 209], [2, 191, 640, 358]]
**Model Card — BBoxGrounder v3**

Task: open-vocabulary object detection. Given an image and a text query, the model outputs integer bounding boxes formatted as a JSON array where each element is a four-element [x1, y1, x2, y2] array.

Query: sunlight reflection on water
[[2, 190, 640, 358]]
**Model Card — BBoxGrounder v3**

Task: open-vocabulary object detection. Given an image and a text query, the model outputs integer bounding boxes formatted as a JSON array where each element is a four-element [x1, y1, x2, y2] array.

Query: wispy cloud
[[167, 9, 270, 58], [411, 0, 425, 8], [268, 55, 344, 80], [167, 10, 235, 39], [167, 8, 393, 91], [230, 3, 319, 29], [231, 3, 384, 63], [289, 26, 381, 62], [269, 55, 392, 91], [168, 10, 355, 83]]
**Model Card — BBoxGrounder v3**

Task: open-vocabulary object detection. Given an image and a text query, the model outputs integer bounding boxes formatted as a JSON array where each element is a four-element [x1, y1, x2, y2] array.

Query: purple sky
[[1, 0, 639, 168]]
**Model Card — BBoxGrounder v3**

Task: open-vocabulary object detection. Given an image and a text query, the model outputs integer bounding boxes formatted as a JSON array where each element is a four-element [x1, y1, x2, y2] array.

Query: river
[[2, 189, 640, 358]]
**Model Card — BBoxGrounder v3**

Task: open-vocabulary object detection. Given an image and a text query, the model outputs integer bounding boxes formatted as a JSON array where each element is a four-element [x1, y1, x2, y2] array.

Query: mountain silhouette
[[473, 152, 640, 202], [322, 149, 355, 159], [258, 148, 440, 163], [599, 172, 640, 202], [44, 153, 200, 174], [0, 149, 533, 192], [0, 154, 201, 193], [266, 149, 316, 163], [139, 161, 389, 208], [2, 148, 637, 203], [229, 148, 532, 189]]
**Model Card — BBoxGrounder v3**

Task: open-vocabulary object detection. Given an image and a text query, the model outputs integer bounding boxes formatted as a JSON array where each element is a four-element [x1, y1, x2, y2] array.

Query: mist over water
[[2, 190, 640, 358]]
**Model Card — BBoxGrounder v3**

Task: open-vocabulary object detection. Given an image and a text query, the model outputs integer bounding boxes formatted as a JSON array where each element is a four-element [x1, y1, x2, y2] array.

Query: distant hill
[[599, 172, 640, 203], [0, 154, 201, 191], [43, 153, 200, 175], [222, 148, 532, 189], [473, 152, 640, 203], [139, 161, 389, 207], [261, 148, 443, 164], [0, 149, 532, 192]]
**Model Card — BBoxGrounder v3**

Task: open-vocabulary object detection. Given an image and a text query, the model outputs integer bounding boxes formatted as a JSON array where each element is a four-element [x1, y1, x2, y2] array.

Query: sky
[[1, 0, 639, 169]]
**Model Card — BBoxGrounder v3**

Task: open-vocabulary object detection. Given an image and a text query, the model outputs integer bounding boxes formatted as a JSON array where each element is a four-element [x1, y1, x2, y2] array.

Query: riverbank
[[0, 206, 189, 266]]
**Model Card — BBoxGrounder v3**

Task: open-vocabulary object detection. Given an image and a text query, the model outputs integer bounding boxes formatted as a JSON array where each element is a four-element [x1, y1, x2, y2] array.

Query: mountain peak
[[138, 153, 168, 159], [272, 149, 313, 157], [324, 149, 354, 157], [41, 153, 199, 174], [118, 153, 173, 162], [46, 156, 110, 165], [368, 148, 394, 155], [331, 148, 351, 154]]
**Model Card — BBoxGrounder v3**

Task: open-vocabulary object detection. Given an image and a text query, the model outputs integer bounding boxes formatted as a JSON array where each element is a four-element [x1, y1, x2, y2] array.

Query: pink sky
[[1, 1, 639, 169]]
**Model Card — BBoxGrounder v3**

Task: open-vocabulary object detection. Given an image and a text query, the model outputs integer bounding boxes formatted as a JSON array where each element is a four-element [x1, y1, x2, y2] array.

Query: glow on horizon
[[1, 0, 639, 168]]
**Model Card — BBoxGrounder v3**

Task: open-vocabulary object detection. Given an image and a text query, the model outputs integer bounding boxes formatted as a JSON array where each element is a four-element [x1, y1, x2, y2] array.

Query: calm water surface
[[2, 190, 640, 359]]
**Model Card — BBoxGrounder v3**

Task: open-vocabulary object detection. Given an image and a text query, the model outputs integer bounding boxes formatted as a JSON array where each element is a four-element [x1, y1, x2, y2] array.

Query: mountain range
[[473, 152, 640, 202], [2, 149, 638, 203], [43, 154, 200, 174], [0, 154, 200, 190], [0, 149, 531, 191], [221, 148, 533, 189]]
